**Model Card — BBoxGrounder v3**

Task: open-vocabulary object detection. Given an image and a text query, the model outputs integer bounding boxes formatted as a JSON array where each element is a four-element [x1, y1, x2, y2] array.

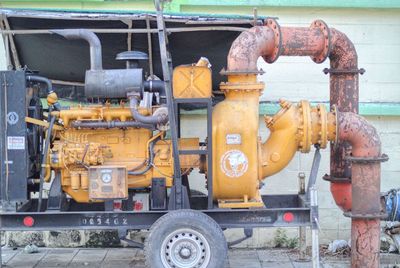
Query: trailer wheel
[[145, 209, 227, 268]]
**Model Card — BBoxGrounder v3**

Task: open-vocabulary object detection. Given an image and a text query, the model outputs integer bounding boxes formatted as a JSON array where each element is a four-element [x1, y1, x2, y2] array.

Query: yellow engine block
[[50, 106, 199, 203]]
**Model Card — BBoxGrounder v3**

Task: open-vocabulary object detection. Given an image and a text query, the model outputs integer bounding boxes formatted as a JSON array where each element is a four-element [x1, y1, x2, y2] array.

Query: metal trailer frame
[[0, 1, 321, 267]]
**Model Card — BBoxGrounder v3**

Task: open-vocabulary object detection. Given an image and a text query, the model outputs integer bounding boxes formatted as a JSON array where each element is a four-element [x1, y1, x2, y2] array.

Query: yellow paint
[[172, 64, 212, 99], [212, 74, 264, 207], [52, 105, 150, 126], [50, 106, 199, 203], [213, 74, 337, 208]]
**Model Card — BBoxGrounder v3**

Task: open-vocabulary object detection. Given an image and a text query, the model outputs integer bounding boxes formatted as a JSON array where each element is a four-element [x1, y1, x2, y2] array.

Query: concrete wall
[[0, 5, 399, 247]]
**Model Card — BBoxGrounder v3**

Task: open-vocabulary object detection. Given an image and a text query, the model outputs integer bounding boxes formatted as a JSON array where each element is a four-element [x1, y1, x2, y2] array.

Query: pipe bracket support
[[322, 174, 351, 183], [343, 211, 388, 220], [346, 154, 389, 163], [310, 20, 331, 63], [263, 18, 282, 63], [323, 68, 366, 75], [219, 68, 265, 76]]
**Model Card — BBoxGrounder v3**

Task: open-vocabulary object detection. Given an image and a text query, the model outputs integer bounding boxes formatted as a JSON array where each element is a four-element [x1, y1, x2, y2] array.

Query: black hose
[[26, 75, 61, 111], [128, 136, 160, 176], [144, 80, 165, 94], [71, 120, 155, 130], [37, 114, 56, 212], [26, 75, 52, 93], [129, 97, 168, 125]]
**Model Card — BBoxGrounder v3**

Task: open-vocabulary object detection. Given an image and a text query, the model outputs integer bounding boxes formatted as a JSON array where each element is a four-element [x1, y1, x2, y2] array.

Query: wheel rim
[[161, 228, 211, 268]]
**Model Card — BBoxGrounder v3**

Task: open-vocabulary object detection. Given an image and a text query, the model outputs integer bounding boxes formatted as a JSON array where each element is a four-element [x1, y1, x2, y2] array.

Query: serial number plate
[[81, 216, 128, 226]]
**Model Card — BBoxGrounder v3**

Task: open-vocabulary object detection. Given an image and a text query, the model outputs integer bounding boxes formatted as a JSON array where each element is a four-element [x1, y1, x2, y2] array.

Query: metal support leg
[[306, 146, 321, 201], [296, 172, 309, 262], [310, 186, 320, 268]]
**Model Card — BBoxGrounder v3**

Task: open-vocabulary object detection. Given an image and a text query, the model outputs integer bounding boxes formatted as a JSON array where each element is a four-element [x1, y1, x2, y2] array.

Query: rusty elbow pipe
[[226, 26, 275, 72], [336, 112, 387, 268], [52, 29, 103, 70]]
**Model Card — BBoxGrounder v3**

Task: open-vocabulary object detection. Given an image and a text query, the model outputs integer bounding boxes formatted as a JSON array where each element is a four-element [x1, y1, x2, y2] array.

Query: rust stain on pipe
[[227, 26, 275, 72], [337, 112, 383, 268], [225, 20, 382, 268]]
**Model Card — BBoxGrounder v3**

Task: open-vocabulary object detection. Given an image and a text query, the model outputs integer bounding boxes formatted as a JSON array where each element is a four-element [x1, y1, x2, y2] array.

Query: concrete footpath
[[1, 247, 399, 267]]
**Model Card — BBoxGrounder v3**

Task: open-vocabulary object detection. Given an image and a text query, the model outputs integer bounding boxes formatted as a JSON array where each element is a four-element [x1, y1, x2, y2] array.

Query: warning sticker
[[226, 134, 241, 145], [7, 136, 25, 150]]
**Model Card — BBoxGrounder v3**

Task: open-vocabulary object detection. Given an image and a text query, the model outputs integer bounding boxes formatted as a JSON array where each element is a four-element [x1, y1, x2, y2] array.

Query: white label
[[220, 150, 249, 178], [226, 134, 241, 145], [7, 136, 25, 150]]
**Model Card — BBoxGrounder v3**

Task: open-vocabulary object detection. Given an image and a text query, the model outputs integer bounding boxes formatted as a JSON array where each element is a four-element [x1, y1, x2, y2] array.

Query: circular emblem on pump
[[6, 112, 19, 125], [220, 150, 249, 178]]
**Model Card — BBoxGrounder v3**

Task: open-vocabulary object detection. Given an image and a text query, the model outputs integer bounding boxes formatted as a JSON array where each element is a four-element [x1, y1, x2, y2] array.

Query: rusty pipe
[[225, 19, 361, 182], [226, 19, 360, 207], [226, 26, 275, 72], [225, 19, 384, 268], [336, 112, 386, 268]]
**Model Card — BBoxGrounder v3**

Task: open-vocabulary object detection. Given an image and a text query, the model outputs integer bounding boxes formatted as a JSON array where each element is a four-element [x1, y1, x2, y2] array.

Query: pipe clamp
[[346, 154, 389, 163], [343, 211, 388, 220]]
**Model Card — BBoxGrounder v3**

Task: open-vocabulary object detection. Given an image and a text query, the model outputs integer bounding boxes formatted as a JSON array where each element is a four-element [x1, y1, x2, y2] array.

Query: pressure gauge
[[101, 173, 112, 184]]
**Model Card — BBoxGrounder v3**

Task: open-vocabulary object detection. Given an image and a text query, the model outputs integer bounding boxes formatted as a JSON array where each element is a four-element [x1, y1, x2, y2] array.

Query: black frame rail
[[175, 98, 213, 209]]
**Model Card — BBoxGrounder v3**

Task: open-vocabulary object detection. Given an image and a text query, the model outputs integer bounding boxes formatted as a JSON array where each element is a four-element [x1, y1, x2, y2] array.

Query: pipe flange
[[298, 100, 312, 153], [343, 211, 388, 220], [346, 154, 389, 163], [219, 68, 265, 76], [263, 18, 282, 63], [220, 81, 265, 92], [330, 105, 339, 145], [322, 174, 351, 183], [317, 104, 328, 148], [310, 20, 331, 64]]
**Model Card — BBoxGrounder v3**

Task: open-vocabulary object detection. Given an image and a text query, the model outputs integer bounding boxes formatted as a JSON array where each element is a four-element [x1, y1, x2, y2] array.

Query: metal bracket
[[323, 68, 366, 75], [306, 146, 321, 201], [343, 211, 388, 220], [322, 174, 351, 183], [346, 154, 389, 163]]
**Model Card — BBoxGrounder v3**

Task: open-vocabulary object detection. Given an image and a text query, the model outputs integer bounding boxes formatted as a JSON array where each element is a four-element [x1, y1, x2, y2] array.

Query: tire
[[145, 209, 227, 268]]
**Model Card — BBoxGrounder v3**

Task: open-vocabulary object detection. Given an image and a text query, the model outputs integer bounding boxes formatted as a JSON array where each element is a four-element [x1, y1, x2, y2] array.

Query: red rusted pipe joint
[[337, 112, 387, 268]]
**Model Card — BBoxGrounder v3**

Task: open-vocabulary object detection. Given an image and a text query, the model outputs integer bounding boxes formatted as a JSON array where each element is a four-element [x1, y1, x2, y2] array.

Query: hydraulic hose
[[37, 114, 56, 212]]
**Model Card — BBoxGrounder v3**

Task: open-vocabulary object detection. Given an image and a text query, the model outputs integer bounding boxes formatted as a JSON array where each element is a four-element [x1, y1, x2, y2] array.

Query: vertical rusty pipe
[[327, 29, 360, 213], [337, 112, 384, 268]]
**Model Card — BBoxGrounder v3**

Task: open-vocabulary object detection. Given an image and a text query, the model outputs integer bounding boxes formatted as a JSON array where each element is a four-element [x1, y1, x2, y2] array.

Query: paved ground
[[1, 247, 400, 267], [0, 247, 355, 268]]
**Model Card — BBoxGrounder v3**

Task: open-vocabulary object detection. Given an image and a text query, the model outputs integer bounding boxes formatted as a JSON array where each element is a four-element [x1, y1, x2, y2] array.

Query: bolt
[[264, 115, 274, 126], [279, 99, 291, 108]]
